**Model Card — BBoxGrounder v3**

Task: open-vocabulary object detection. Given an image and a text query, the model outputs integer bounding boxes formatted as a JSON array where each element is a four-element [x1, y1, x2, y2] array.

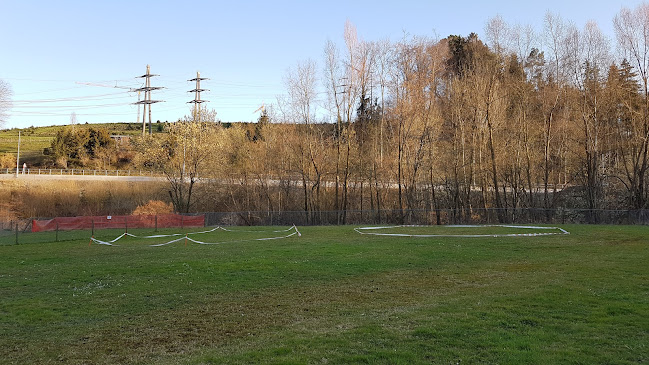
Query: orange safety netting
[[32, 214, 205, 232]]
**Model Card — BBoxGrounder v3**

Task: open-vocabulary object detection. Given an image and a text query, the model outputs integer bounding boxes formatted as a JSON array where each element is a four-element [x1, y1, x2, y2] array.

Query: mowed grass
[[0, 225, 647, 364]]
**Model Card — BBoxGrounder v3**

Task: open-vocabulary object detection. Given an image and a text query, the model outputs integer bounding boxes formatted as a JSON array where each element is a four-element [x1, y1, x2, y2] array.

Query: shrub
[[50, 126, 114, 167], [132, 200, 174, 215], [0, 153, 16, 169]]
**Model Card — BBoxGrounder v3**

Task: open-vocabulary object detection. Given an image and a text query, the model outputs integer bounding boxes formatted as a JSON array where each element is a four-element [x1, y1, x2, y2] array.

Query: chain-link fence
[[2, 208, 648, 246], [203, 208, 649, 226]]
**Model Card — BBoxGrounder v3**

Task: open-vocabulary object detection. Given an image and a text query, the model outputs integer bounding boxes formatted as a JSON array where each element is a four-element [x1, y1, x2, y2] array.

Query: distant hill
[[0, 122, 164, 166]]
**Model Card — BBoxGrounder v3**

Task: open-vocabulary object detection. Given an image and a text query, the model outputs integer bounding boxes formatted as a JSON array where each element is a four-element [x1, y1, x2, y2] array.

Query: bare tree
[[283, 59, 318, 125], [322, 20, 374, 223], [390, 36, 447, 222], [485, 15, 510, 56], [282, 59, 326, 222], [133, 107, 220, 213], [339, 20, 362, 224], [323, 39, 345, 217], [486, 16, 542, 217], [568, 21, 612, 222], [364, 39, 394, 221], [511, 23, 537, 64], [373, 39, 394, 166], [615, 3, 649, 98], [486, 16, 537, 62], [537, 12, 573, 216], [507, 22, 541, 211], [614, 3, 649, 209]]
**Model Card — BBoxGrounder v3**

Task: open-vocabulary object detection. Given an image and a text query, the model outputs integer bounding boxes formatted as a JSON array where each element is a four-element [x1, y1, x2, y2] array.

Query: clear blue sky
[[0, 0, 644, 129]]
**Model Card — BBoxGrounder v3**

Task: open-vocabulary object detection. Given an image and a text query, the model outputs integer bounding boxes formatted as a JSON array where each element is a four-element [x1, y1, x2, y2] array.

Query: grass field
[[0, 224, 647, 364]]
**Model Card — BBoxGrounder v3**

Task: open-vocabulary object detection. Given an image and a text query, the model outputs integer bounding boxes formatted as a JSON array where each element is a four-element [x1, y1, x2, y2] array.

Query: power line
[[3, 72, 294, 127], [10, 102, 132, 110], [10, 110, 139, 117], [10, 92, 132, 104]]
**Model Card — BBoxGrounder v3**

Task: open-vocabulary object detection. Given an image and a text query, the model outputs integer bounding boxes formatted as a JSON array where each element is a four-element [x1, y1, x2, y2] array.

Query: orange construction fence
[[32, 214, 205, 232]]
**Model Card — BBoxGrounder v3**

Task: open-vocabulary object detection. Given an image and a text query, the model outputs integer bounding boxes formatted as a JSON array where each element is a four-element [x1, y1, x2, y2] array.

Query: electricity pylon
[[134, 65, 163, 135], [188, 71, 209, 122]]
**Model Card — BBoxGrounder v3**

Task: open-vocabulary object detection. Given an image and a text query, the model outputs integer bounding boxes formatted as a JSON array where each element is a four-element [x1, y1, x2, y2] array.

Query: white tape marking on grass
[[101, 233, 127, 243], [90, 225, 301, 247], [354, 224, 570, 238], [90, 237, 119, 246], [149, 236, 188, 247], [216, 225, 299, 233], [185, 229, 300, 245], [124, 226, 222, 239]]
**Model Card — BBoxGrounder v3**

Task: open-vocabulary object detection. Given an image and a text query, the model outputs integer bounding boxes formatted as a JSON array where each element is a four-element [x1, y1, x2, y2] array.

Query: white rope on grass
[[89, 237, 119, 246], [149, 236, 190, 247], [185, 228, 301, 245], [153, 225, 302, 246], [124, 226, 223, 239], [90, 225, 302, 247], [104, 233, 128, 243], [215, 226, 299, 233], [354, 224, 570, 238]]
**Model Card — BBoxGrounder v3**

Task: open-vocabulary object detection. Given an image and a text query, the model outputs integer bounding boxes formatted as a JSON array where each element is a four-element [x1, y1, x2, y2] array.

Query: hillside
[[0, 122, 162, 166]]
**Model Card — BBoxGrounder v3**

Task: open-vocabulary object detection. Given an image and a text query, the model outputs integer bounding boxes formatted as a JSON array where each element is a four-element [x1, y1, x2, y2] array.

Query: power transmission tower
[[187, 71, 209, 122], [134, 65, 163, 135]]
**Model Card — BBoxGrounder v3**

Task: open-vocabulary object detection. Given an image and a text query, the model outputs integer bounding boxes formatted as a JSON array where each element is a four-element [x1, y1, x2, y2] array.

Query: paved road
[[0, 174, 159, 182]]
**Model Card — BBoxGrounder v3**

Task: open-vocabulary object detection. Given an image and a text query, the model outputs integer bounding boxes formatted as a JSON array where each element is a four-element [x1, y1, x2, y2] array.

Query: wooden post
[[155, 215, 158, 232], [56, 222, 59, 242], [15, 132, 20, 177], [91, 219, 95, 236], [15, 223, 18, 245]]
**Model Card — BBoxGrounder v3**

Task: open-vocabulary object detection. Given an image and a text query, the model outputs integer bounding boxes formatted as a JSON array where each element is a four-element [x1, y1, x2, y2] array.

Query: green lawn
[[0, 225, 647, 364]]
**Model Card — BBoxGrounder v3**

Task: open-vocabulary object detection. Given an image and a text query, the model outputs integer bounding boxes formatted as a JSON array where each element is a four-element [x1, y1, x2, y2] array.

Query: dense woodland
[[3, 7, 649, 224]]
